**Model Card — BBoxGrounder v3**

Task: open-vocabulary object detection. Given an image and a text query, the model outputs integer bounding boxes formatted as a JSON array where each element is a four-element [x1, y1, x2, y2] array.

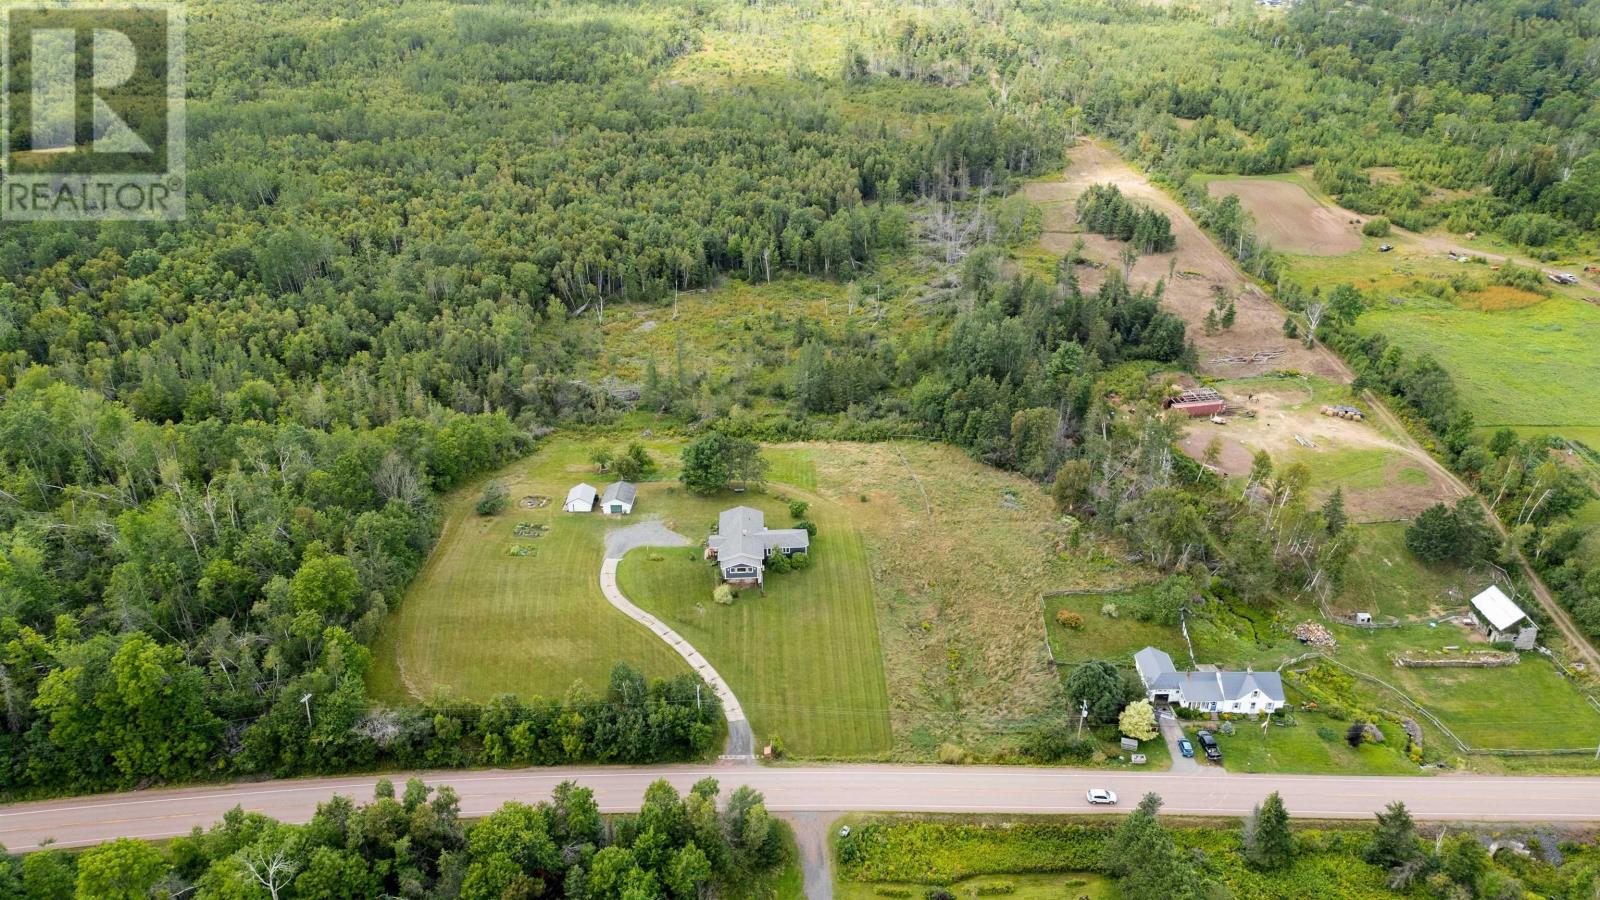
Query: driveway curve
[[601, 522, 755, 761]]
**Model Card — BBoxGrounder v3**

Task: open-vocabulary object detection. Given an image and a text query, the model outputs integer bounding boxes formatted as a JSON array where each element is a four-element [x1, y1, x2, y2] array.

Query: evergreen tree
[[1365, 801, 1421, 868], [1322, 487, 1348, 536], [1243, 791, 1294, 870]]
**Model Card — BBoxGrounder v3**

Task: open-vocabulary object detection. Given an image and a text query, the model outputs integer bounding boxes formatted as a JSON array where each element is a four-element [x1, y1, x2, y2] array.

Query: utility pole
[[1077, 699, 1088, 740], [695, 684, 702, 714], [300, 692, 313, 729]]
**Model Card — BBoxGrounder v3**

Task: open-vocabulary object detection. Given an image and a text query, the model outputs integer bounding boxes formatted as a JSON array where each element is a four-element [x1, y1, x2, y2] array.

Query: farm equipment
[[1377, 243, 1393, 252], [1548, 271, 1580, 285]]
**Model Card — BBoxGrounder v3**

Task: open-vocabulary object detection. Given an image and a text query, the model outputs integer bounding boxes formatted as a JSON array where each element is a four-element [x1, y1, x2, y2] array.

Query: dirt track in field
[[1022, 140, 1346, 381], [1206, 178, 1363, 256]]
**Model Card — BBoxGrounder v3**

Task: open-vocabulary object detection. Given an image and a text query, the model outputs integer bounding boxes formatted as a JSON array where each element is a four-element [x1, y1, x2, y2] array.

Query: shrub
[[767, 552, 792, 575], [973, 883, 1016, 895], [1100, 602, 1119, 618], [475, 480, 510, 516], [1055, 610, 1085, 630], [789, 500, 809, 519], [1361, 216, 1391, 237], [789, 552, 812, 570], [874, 889, 911, 898], [714, 584, 735, 605], [937, 743, 972, 765], [795, 519, 818, 537]]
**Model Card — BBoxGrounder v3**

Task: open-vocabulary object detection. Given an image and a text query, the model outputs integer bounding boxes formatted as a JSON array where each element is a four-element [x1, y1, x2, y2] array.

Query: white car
[[1086, 789, 1118, 806]]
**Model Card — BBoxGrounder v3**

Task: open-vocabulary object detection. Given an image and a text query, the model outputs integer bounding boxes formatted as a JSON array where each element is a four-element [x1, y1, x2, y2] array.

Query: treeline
[[0, 776, 783, 899], [1077, 184, 1177, 253]]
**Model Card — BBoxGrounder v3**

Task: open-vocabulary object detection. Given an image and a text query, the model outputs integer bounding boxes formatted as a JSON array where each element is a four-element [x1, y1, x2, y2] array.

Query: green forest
[[1, 0, 1599, 802]]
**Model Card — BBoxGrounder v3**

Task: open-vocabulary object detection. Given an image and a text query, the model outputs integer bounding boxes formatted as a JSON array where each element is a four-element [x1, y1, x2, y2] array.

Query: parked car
[[1086, 789, 1118, 806], [1196, 730, 1222, 762], [1178, 738, 1195, 758]]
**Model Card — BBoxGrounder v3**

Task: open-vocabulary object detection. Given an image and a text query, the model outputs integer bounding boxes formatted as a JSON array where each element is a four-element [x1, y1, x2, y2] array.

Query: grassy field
[[1044, 593, 1186, 667], [616, 504, 894, 758], [1357, 296, 1600, 440], [836, 873, 1114, 900], [808, 442, 1130, 758], [1330, 523, 1487, 620]]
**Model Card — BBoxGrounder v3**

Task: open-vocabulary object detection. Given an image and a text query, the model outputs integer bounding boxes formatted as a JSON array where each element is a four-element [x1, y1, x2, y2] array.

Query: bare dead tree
[[242, 847, 299, 900]]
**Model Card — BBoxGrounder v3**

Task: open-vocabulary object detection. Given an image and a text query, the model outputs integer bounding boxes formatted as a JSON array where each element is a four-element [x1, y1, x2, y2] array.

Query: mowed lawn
[[617, 492, 894, 758], [367, 440, 689, 703], [370, 436, 893, 757]]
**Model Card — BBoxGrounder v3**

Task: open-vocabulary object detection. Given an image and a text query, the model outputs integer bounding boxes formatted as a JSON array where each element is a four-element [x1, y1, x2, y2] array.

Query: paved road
[[6, 765, 1600, 851], [597, 555, 755, 760]]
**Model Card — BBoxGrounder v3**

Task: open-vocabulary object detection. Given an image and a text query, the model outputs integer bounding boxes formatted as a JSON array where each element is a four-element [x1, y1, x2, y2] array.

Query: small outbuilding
[[562, 483, 598, 513], [1163, 388, 1226, 418], [600, 481, 636, 515], [1468, 585, 1538, 649]]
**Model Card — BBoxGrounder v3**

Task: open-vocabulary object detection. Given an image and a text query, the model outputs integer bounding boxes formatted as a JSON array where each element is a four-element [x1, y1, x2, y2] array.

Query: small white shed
[[563, 483, 598, 513]]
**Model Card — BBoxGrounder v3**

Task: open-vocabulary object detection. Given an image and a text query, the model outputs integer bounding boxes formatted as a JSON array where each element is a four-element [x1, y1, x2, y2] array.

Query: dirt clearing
[[1022, 140, 1346, 381], [1206, 178, 1362, 256], [1172, 378, 1464, 521]]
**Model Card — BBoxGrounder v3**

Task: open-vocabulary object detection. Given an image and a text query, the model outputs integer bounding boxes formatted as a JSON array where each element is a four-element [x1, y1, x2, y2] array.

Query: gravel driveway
[[603, 517, 690, 560]]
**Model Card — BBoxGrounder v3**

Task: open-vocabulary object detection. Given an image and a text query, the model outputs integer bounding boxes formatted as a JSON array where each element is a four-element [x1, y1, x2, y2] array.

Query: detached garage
[[601, 481, 636, 515]]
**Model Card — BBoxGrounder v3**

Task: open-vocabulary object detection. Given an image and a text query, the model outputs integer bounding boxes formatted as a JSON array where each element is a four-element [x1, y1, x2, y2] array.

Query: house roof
[[707, 506, 810, 572], [564, 483, 597, 507], [601, 481, 636, 506], [1134, 646, 1285, 704], [1470, 585, 1527, 632], [1135, 646, 1177, 686]]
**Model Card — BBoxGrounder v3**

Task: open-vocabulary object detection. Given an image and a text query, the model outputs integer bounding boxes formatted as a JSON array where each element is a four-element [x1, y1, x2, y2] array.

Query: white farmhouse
[[1134, 646, 1285, 715]]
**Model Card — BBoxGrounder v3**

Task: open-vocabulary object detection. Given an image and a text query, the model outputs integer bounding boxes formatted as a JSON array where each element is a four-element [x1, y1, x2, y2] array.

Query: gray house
[[705, 506, 809, 585], [1134, 646, 1285, 715], [600, 481, 636, 515]]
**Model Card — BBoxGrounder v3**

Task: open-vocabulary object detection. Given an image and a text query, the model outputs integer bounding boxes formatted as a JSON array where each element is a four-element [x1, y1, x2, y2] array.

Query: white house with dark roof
[[600, 481, 636, 515], [1134, 646, 1285, 715], [1469, 585, 1538, 649], [563, 483, 598, 513], [705, 506, 810, 585]]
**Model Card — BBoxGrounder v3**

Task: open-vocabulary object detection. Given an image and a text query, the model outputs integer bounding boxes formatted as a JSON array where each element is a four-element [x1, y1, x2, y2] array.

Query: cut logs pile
[[1210, 348, 1286, 365], [1293, 622, 1337, 649]]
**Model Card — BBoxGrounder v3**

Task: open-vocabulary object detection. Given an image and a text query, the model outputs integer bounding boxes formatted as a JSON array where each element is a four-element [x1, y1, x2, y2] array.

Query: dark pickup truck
[[1196, 729, 1223, 763]]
